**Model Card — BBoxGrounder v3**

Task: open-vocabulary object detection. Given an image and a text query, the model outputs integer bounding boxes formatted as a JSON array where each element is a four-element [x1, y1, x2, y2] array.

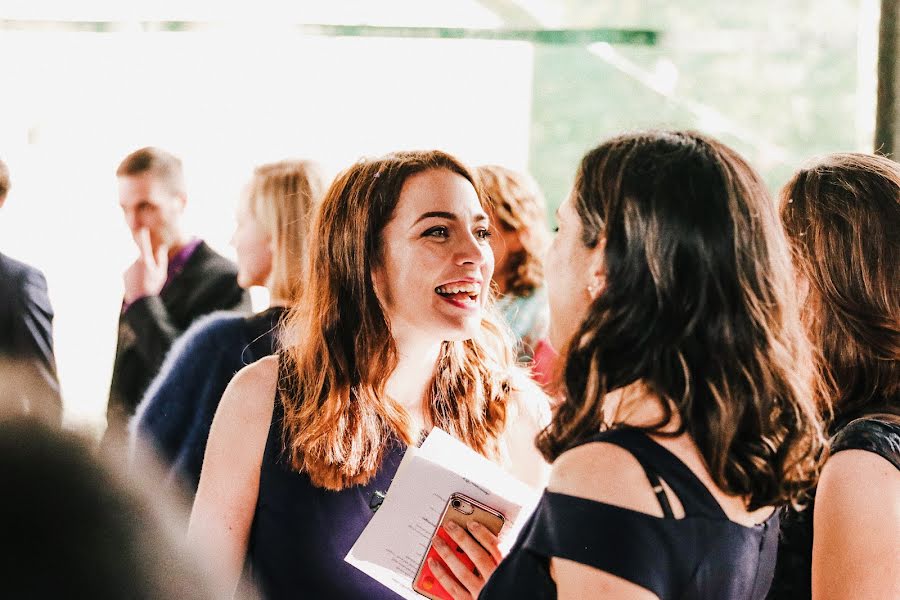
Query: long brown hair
[[476, 165, 549, 297], [279, 151, 515, 490], [244, 160, 327, 304], [780, 153, 900, 424], [537, 131, 824, 509]]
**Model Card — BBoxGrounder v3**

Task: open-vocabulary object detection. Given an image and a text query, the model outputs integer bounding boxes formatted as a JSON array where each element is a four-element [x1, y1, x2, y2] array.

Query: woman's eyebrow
[[414, 211, 456, 224]]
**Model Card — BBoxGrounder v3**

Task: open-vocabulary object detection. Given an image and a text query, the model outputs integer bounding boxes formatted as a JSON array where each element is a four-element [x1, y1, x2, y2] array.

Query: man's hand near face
[[124, 227, 169, 304]]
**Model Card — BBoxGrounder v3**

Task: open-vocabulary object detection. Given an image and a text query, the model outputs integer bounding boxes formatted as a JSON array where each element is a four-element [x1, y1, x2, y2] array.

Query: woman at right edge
[[768, 153, 900, 600], [430, 130, 824, 599]]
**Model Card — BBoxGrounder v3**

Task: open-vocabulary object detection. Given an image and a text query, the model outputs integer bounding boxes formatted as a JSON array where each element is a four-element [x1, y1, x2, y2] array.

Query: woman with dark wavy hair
[[187, 150, 550, 599], [429, 131, 824, 600], [768, 153, 900, 600]]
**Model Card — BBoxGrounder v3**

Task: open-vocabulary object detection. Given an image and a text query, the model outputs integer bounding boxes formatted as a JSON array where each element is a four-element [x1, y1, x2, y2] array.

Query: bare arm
[[548, 443, 664, 600], [502, 370, 552, 488], [812, 449, 900, 600], [187, 356, 278, 598]]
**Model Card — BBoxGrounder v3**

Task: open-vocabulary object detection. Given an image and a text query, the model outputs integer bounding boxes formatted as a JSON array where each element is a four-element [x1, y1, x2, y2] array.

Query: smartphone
[[412, 493, 505, 600]]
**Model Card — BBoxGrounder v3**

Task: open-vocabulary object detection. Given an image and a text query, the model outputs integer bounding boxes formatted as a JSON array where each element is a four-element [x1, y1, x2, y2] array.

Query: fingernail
[[468, 521, 482, 531], [445, 521, 459, 532]]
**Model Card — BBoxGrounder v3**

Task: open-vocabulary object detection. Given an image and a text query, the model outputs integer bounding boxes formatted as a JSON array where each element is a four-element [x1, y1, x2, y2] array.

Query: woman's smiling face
[[374, 168, 495, 345]]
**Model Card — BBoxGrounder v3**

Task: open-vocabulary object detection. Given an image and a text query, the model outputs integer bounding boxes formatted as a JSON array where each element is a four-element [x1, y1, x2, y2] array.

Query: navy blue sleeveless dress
[[480, 429, 780, 600], [244, 390, 406, 599]]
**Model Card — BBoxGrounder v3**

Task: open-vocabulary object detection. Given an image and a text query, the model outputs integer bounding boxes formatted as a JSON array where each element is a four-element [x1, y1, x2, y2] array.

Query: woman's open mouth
[[435, 281, 481, 310]]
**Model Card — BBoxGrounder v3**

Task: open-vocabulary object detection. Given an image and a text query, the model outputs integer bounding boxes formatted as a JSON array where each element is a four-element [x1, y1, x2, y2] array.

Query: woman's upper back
[[480, 428, 780, 600]]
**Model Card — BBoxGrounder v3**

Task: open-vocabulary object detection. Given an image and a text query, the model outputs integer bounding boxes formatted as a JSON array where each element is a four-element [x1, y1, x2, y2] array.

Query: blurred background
[[0, 0, 896, 433]]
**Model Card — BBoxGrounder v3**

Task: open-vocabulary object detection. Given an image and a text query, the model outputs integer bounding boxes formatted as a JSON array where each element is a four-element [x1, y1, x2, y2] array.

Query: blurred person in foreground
[[105, 147, 251, 450], [132, 159, 326, 497], [429, 131, 824, 599], [768, 153, 900, 600], [0, 156, 62, 424], [0, 369, 258, 599], [476, 165, 555, 385], [188, 150, 551, 599]]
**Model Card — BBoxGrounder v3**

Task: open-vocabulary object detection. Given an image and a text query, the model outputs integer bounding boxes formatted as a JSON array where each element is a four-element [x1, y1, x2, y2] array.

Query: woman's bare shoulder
[[214, 355, 280, 432], [507, 367, 552, 427], [548, 440, 670, 517]]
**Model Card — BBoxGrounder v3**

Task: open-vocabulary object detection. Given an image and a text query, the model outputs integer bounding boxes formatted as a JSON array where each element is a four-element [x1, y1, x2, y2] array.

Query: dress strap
[[639, 462, 675, 519], [578, 428, 728, 519]]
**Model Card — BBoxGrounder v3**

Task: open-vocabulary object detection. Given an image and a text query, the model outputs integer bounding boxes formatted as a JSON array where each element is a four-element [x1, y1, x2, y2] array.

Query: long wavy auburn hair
[[780, 153, 900, 426], [476, 165, 550, 297], [537, 130, 825, 509], [278, 150, 516, 490]]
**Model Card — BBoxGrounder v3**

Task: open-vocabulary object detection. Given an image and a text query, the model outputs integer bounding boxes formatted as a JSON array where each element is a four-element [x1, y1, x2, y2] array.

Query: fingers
[[465, 521, 503, 564], [154, 242, 169, 271], [444, 521, 499, 579], [432, 534, 481, 594], [427, 557, 472, 600], [134, 227, 154, 264]]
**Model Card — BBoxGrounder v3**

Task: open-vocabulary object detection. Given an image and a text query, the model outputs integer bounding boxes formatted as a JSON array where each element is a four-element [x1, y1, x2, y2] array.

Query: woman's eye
[[476, 228, 493, 241], [424, 226, 449, 238]]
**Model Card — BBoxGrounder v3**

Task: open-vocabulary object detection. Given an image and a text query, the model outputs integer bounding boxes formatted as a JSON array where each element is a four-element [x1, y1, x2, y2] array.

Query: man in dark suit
[[104, 147, 250, 449], [0, 157, 63, 424]]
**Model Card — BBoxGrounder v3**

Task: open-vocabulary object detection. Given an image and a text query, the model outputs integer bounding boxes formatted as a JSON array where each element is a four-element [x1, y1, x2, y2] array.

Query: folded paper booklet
[[345, 428, 542, 599]]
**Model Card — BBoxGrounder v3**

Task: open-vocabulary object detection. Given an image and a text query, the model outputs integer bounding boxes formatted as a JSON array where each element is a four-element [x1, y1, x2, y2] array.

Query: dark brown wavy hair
[[278, 150, 516, 491], [537, 130, 824, 509], [476, 165, 550, 297], [780, 153, 900, 425]]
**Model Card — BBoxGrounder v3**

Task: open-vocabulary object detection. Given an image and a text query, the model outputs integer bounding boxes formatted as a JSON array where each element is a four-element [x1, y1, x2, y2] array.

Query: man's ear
[[174, 192, 187, 212]]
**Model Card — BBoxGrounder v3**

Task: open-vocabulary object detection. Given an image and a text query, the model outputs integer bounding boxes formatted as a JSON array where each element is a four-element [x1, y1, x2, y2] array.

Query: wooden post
[[875, 0, 899, 156]]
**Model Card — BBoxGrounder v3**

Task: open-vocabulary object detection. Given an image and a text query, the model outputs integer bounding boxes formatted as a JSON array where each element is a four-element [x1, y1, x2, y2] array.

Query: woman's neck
[[385, 338, 442, 433], [603, 383, 682, 433]]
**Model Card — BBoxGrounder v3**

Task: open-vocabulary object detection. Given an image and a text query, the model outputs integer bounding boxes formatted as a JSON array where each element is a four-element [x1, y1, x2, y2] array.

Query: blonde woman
[[133, 160, 326, 496]]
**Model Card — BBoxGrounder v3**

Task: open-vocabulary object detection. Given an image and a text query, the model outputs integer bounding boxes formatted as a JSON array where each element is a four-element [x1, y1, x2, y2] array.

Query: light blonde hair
[[243, 160, 327, 304]]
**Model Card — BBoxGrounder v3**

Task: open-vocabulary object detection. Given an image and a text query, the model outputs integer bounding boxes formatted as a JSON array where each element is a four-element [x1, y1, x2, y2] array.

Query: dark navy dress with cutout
[[767, 415, 900, 600], [479, 429, 780, 600], [244, 390, 406, 600]]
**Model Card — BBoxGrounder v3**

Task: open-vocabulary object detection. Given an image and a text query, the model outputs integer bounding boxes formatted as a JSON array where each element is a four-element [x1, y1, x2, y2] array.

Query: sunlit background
[[0, 0, 886, 433]]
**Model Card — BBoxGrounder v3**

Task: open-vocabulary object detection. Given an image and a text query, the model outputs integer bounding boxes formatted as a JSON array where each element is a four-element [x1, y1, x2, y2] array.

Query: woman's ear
[[586, 239, 606, 300]]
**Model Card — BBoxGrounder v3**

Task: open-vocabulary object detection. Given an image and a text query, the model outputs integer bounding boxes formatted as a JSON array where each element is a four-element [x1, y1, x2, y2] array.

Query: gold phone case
[[412, 493, 505, 600]]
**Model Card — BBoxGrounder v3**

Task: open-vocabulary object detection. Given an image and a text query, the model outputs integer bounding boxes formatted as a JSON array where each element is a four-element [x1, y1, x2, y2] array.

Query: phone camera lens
[[451, 499, 461, 509]]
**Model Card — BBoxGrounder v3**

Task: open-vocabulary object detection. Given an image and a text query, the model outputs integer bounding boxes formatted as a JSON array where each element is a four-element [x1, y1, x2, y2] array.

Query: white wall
[[0, 30, 534, 431]]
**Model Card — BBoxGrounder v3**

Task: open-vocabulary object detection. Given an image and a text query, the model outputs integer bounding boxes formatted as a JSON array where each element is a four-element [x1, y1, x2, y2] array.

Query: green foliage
[[527, 0, 867, 219]]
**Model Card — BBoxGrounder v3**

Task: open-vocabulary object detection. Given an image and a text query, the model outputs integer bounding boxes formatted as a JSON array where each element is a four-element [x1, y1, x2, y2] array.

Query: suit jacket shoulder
[[0, 252, 62, 423]]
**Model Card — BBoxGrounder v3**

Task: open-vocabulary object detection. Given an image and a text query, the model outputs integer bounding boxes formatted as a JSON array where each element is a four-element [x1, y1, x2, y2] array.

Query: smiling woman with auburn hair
[[187, 150, 550, 600]]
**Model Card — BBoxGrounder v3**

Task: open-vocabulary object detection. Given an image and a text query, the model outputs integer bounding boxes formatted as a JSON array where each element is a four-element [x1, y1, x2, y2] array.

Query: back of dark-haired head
[[116, 147, 185, 196], [537, 130, 823, 509], [0, 157, 9, 201], [0, 416, 226, 599], [780, 153, 900, 424]]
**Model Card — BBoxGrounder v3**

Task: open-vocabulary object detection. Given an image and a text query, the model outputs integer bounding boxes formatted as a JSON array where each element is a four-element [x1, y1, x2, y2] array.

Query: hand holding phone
[[413, 494, 504, 600]]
